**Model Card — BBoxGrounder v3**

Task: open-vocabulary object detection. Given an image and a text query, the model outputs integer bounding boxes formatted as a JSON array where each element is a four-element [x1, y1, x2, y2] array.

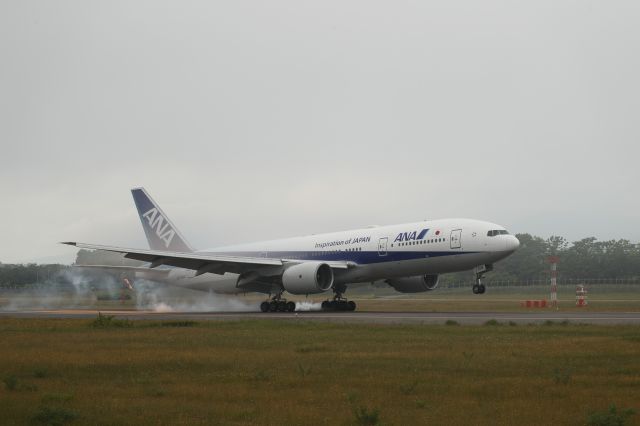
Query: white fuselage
[[147, 218, 519, 294]]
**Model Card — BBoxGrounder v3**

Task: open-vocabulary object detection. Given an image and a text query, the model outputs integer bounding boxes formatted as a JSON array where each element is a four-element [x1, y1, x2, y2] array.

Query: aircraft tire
[[348, 301, 356, 311], [286, 301, 296, 312], [277, 301, 287, 312], [472, 284, 479, 294], [324, 301, 336, 311], [478, 284, 486, 294], [260, 302, 269, 312]]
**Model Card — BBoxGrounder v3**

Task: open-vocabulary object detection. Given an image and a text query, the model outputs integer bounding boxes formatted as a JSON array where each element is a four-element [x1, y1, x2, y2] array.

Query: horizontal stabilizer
[[71, 264, 172, 280]]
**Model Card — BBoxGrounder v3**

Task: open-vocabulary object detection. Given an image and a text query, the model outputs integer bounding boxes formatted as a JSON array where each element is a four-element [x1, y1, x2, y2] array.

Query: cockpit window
[[487, 230, 509, 237]]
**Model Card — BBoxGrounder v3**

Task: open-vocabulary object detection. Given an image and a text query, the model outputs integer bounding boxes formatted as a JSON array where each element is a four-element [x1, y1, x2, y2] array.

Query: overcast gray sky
[[1, 0, 638, 264]]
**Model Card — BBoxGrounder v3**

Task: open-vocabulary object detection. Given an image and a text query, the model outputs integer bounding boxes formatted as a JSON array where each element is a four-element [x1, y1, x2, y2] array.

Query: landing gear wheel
[[478, 284, 486, 294], [321, 296, 356, 311], [260, 292, 297, 314], [472, 284, 480, 294]]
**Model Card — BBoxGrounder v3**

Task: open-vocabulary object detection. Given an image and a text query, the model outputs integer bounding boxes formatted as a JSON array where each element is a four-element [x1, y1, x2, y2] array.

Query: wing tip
[[60, 241, 78, 246]]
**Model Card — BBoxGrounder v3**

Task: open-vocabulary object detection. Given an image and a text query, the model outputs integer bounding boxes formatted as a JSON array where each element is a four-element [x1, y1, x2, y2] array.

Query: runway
[[2, 309, 640, 325]]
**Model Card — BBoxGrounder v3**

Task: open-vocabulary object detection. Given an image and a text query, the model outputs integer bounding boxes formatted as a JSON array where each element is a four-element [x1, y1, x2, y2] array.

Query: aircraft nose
[[506, 235, 520, 252]]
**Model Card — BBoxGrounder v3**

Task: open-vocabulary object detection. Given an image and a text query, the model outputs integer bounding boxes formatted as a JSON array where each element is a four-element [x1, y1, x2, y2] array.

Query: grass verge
[[0, 318, 638, 425]]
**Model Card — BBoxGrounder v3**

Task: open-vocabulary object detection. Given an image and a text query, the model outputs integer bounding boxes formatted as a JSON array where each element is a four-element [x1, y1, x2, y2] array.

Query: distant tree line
[[0, 250, 142, 287], [1, 236, 640, 287], [0, 263, 69, 287], [442, 234, 640, 284]]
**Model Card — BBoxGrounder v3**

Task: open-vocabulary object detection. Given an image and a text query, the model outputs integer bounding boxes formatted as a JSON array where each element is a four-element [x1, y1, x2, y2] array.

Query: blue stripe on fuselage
[[201, 250, 476, 264]]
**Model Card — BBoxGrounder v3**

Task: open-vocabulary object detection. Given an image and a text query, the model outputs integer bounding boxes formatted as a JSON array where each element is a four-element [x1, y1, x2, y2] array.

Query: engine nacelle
[[282, 262, 334, 295], [386, 275, 439, 293]]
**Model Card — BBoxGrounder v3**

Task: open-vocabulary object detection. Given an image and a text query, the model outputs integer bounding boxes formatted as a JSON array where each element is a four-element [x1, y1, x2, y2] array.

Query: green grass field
[[1, 318, 639, 425]]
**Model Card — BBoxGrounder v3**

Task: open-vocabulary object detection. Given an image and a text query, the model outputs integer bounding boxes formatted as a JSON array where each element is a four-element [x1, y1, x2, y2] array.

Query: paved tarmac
[[2, 309, 640, 325]]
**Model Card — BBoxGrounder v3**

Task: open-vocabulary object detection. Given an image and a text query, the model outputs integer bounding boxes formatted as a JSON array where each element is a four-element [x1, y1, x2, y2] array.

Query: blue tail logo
[[141, 207, 176, 249], [131, 188, 194, 252]]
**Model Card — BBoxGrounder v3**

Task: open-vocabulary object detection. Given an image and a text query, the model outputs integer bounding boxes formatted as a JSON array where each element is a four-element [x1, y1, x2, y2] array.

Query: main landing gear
[[472, 265, 492, 294], [260, 292, 296, 313], [321, 285, 356, 311]]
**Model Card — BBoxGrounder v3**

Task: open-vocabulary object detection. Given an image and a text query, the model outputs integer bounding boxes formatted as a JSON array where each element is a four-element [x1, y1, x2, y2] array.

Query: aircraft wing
[[62, 242, 351, 277]]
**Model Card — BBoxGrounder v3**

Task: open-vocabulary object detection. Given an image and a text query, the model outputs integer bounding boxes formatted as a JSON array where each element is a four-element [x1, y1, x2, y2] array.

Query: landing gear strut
[[260, 292, 296, 313], [472, 265, 492, 294], [321, 285, 356, 311]]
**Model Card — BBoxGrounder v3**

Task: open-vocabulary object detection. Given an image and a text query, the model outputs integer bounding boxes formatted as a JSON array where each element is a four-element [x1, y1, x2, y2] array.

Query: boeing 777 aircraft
[[64, 188, 520, 312]]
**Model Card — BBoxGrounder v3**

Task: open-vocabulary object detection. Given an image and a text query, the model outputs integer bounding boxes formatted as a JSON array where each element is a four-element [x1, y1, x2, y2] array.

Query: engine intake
[[282, 262, 334, 295], [386, 275, 439, 293]]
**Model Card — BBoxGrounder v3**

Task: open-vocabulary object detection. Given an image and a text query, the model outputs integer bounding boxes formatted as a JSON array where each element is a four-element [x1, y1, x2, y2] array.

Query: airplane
[[63, 187, 520, 312]]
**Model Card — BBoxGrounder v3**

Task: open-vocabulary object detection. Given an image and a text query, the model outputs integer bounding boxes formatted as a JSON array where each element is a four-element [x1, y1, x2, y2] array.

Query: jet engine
[[386, 274, 439, 293], [282, 262, 334, 295]]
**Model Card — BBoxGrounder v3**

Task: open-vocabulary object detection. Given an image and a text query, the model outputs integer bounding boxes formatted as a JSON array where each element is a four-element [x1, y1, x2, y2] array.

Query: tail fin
[[131, 187, 194, 252]]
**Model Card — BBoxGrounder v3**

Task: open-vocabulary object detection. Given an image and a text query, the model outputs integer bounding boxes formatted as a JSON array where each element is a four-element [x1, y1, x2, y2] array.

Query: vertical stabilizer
[[131, 188, 194, 252]]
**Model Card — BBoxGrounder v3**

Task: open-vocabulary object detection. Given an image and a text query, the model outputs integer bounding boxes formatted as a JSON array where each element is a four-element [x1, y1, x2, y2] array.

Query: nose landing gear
[[472, 281, 485, 294], [472, 264, 492, 294]]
